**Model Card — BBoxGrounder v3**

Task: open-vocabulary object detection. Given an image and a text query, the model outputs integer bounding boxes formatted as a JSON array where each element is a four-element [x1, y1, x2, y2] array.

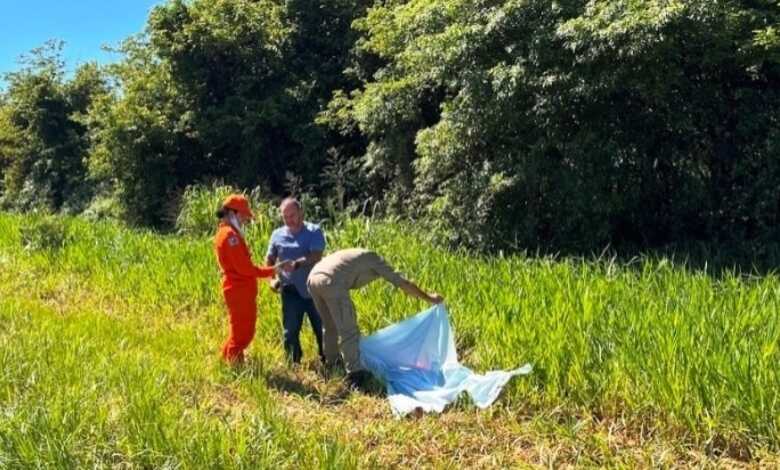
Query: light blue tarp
[[359, 304, 532, 416]]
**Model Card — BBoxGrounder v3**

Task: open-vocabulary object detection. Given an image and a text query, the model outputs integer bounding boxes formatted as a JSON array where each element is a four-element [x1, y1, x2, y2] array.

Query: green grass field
[[1, 210, 779, 468]]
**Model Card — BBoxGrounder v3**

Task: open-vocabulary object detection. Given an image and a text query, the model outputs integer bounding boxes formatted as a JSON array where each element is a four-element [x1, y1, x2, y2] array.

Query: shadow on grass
[[264, 367, 388, 405], [266, 371, 322, 397], [613, 243, 780, 278], [528, 241, 780, 279], [265, 369, 351, 406], [222, 356, 268, 380], [358, 375, 388, 399]]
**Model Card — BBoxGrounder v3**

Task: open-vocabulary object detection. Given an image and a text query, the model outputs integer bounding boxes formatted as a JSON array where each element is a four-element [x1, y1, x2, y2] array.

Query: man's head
[[280, 197, 303, 233]]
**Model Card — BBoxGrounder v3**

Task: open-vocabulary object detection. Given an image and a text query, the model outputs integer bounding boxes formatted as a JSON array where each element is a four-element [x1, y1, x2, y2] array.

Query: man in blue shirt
[[266, 197, 326, 365]]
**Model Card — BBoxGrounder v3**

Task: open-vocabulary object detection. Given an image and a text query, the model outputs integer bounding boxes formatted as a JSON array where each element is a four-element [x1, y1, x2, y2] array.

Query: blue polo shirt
[[266, 222, 326, 298]]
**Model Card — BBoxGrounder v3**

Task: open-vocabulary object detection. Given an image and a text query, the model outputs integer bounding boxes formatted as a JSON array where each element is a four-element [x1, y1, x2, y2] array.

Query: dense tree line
[[0, 41, 108, 214], [1, 0, 779, 253]]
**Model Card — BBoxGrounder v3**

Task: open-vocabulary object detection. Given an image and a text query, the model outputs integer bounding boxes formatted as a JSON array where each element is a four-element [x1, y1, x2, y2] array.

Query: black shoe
[[344, 370, 373, 391]]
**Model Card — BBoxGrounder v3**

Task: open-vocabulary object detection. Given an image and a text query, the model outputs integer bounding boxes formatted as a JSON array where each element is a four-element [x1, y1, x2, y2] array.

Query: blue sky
[[1, 0, 163, 87]]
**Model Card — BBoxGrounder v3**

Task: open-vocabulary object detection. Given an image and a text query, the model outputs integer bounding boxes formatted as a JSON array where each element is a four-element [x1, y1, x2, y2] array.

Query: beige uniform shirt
[[309, 248, 405, 290]]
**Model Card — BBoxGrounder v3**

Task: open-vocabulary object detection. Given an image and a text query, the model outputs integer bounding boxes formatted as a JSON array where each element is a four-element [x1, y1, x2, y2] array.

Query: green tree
[[147, 0, 370, 191], [0, 41, 108, 212], [86, 36, 196, 226], [87, 0, 369, 226], [325, 0, 780, 252]]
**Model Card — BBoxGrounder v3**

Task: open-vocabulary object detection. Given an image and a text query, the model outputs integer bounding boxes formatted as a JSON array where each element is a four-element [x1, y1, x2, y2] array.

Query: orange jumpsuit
[[214, 221, 275, 363]]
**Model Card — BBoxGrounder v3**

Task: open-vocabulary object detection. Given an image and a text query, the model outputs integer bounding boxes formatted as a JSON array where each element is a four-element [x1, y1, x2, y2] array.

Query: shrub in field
[[175, 184, 237, 236], [21, 214, 69, 251], [81, 193, 125, 221], [176, 183, 277, 237]]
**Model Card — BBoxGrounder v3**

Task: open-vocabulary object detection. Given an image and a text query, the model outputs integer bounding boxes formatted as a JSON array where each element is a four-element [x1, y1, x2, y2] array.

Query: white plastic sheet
[[359, 304, 532, 416]]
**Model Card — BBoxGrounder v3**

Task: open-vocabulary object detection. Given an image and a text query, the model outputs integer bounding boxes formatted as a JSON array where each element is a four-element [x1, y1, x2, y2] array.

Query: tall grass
[[1, 201, 779, 465]]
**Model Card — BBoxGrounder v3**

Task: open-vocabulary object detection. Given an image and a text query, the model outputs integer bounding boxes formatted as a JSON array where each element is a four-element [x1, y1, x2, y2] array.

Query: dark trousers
[[281, 285, 324, 363]]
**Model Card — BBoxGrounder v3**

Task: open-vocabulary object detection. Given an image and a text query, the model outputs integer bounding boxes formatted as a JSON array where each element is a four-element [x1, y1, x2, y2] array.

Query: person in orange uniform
[[214, 194, 288, 364]]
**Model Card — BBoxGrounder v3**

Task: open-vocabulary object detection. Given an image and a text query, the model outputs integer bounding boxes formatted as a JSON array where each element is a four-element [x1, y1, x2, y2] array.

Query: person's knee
[[282, 310, 304, 340], [282, 327, 298, 347], [282, 312, 302, 332]]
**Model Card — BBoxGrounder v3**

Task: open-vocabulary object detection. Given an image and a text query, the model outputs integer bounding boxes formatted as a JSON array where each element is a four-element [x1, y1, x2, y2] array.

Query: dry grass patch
[[261, 363, 779, 469]]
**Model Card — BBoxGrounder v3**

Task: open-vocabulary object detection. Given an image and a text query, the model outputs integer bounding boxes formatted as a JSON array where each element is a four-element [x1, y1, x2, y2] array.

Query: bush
[[21, 214, 70, 251], [175, 184, 235, 236], [175, 183, 277, 237], [81, 193, 125, 222]]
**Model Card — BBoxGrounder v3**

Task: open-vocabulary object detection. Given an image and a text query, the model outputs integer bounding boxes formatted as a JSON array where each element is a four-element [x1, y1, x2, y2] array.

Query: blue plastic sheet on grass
[[359, 304, 532, 416]]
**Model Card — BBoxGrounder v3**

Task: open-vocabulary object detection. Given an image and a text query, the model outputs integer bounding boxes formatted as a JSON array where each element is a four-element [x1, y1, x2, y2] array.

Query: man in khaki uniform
[[307, 249, 444, 389]]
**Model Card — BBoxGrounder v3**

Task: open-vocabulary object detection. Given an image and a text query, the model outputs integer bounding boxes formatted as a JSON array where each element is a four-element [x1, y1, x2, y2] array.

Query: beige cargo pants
[[307, 273, 364, 373]]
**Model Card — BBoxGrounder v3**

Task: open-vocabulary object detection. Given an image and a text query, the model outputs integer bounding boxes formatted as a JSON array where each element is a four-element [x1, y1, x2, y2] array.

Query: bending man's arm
[[370, 252, 443, 304], [398, 279, 444, 304]]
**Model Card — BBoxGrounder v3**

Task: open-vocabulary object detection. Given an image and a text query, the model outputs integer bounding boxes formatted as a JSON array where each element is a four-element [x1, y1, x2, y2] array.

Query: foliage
[[82, 0, 370, 227], [174, 183, 277, 237], [0, 41, 108, 213], [85, 35, 197, 227], [3, 211, 780, 465], [175, 183, 237, 236], [3, 0, 780, 253], [325, 0, 780, 252], [20, 213, 70, 251]]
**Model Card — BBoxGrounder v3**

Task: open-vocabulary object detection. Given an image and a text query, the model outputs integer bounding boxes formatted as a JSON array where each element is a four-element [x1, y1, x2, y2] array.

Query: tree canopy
[[1, 0, 779, 253]]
